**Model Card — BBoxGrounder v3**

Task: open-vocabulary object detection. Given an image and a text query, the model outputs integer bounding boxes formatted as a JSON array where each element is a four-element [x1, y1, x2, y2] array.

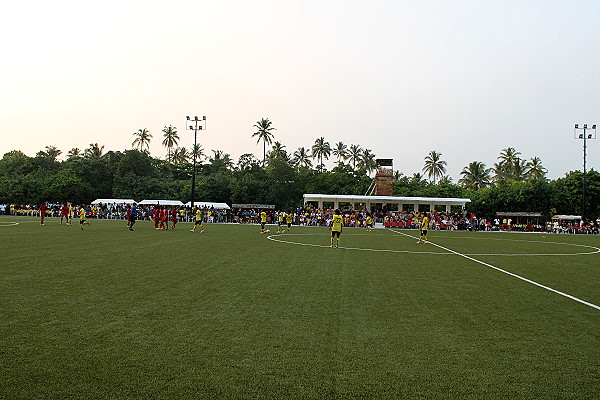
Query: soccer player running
[[417, 213, 430, 244], [330, 209, 343, 248], [171, 208, 178, 230], [40, 202, 47, 225], [365, 212, 373, 232], [260, 210, 268, 234], [277, 211, 284, 233], [129, 204, 137, 231], [191, 208, 204, 233], [60, 203, 69, 225], [285, 211, 293, 231], [79, 206, 91, 230]]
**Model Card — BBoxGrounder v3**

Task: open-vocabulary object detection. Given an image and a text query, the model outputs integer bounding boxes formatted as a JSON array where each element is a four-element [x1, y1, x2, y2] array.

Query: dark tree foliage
[[1, 148, 599, 219]]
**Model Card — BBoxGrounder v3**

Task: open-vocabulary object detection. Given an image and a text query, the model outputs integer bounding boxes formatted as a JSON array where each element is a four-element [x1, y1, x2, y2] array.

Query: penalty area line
[[389, 229, 600, 312]]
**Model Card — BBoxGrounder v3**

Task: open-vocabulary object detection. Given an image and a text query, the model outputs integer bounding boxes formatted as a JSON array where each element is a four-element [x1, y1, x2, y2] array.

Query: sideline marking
[[0, 221, 19, 227], [267, 233, 600, 256], [389, 229, 600, 311]]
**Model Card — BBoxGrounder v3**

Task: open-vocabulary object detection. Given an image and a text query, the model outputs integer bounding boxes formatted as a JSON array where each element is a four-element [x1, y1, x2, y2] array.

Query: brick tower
[[375, 159, 393, 196]]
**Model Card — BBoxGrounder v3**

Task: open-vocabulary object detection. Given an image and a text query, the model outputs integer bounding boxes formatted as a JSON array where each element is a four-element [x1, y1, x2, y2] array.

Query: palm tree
[[210, 150, 234, 169], [459, 161, 492, 190], [132, 128, 152, 153], [252, 118, 276, 166], [36, 145, 62, 161], [311, 137, 331, 171], [190, 143, 206, 163], [348, 144, 362, 170], [84, 143, 104, 159], [498, 147, 521, 165], [162, 125, 179, 162], [172, 147, 190, 165], [332, 142, 348, 164], [292, 147, 312, 168], [422, 150, 447, 183], [269, 141, 287, 160], [526, 157, 547, 180], [67, 148, 82, 159], [360, 148, 377, 174]]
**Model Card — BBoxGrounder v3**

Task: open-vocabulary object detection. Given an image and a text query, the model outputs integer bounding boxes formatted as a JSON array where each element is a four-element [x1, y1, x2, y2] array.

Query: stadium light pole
[[186, 115, 207, 209], [574, 123, 596, 220]]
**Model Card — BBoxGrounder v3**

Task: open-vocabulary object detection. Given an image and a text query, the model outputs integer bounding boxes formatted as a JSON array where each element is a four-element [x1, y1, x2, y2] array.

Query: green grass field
[[1, 217, 599, 399]]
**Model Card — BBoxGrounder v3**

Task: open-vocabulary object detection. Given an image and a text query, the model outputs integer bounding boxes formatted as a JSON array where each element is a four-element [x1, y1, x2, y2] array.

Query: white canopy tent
[[92, 199, 136, 205], [552, 215, 582, 221], [184, 201, 231, 210], [138, 200, 184, 206]]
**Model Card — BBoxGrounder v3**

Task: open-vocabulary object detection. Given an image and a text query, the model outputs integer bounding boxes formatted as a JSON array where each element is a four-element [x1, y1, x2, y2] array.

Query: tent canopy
[[92, 199, 136, 205], [184, 201, 231, 210], [552, 215, 582, 221], [138, 200, 184, 206]]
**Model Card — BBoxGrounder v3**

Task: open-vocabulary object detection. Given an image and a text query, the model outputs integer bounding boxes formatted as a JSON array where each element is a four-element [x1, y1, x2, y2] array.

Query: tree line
[[0, 118, 598, 219]]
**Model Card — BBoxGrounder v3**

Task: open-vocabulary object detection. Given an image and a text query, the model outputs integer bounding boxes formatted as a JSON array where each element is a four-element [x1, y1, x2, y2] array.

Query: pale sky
[[2, 0, 599, 181]]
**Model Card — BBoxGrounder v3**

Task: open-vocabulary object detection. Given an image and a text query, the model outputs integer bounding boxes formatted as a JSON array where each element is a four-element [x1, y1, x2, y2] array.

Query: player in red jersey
[[125, 206, 131, 228], [60, 203, 69, 225], [40, 202, 47, 225], [153, 206, 161, 230], [160, 208, 169, 230], [171, 208, 178, 230]]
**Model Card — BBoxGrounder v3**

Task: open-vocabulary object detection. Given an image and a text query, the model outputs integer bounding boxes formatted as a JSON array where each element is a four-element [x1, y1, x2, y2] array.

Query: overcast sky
[[2, 0, 599, 181]]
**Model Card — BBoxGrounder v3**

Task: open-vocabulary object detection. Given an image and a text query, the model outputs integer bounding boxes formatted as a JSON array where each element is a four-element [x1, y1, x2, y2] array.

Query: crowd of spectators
[[1, 202, 599, 235]]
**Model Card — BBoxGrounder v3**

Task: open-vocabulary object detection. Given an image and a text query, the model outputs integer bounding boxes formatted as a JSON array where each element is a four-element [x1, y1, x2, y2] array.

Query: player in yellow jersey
[[330, 209, 343, 248], [417, 214, 430, 244], [285, 211, 293, 231], [191, 208, 204, 232], [277, 211, 285, 233], [365, 212, 373, 232], [260, 211, 269, 234], [68, 204, 73, 225], [79, 206, 91, 230]]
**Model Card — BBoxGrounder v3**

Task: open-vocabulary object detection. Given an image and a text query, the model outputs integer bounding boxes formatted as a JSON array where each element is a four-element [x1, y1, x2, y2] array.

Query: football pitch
[[1, 217, 599, 399]]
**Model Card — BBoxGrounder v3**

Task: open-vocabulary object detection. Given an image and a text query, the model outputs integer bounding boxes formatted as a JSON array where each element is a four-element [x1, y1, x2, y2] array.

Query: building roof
[[303, 194, 471, 204]]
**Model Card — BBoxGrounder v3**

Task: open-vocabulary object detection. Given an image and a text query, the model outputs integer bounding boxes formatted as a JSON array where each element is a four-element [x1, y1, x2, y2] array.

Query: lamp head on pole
[[593, 124, 596, 129], [575, 124, 579, 129], [186, 116, 190, 120]]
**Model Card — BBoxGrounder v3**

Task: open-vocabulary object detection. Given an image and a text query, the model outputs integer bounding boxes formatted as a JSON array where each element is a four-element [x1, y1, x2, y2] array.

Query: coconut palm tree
[[132, 128, 152, 153], [360, 148, 377, 174], [67, 148, 82, 159], [332, 142, 348, 164], [459, 161, 492, 190], [526, 157, 547, 180], [292, 147, 312, 168], [252, 118, 276, 166], [348, 144, 362, 170], [84, 143, 104, 159], [312, 137, 331, 171], [162, 125, 179, 162], [171, 147, 190, 165], [36, 145, 62, 161], [210, 150, 234, 170], [190, 143, 206, 164], [269, 141, 287, 160], [498, 147, 521, 165], [422, 150, 447, 183]]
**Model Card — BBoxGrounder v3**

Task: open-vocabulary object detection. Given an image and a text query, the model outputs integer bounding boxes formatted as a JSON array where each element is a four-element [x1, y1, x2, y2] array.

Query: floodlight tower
[[186, 115, 207, 209], [574, 123, 596, 220]]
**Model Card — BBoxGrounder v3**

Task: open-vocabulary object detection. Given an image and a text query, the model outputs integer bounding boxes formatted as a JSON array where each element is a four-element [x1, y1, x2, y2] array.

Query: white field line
[[389, 229, 600, 311], [266, 234, 445, 255], [267, 233, 600, 256], [0, 221, 19, 226]]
